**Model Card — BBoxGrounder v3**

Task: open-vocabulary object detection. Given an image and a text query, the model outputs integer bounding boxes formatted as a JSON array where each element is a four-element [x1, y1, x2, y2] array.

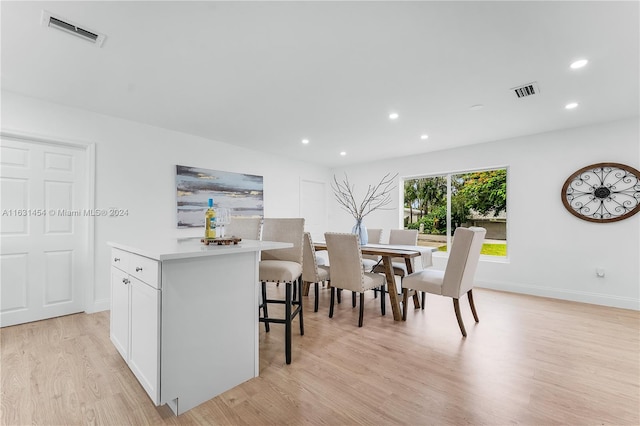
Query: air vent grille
[[41, 10, 106, 47], [49, 16, 99, 42], [511, 82, 540, 98]]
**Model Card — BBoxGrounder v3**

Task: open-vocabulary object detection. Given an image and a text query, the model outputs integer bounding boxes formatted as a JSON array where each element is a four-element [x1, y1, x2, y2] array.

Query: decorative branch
[[331, 173, 398, 222]]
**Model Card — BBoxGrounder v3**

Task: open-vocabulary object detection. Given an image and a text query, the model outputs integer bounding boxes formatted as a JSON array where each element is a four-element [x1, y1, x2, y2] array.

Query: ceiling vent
[[41, 10, 106, 47], [511, 82, 540, 98]]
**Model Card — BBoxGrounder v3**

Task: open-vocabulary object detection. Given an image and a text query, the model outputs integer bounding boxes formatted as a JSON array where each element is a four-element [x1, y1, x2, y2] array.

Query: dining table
[[313, 242, 436, 321]]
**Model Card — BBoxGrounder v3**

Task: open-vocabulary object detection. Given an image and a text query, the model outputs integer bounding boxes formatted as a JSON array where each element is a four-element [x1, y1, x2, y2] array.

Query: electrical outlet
[[596, 268, 605, 278]]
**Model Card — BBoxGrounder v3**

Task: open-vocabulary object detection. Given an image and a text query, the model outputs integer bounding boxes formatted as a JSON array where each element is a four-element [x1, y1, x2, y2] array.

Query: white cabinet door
[[129, 276, 160, 404], [110, 267, 130, 360]]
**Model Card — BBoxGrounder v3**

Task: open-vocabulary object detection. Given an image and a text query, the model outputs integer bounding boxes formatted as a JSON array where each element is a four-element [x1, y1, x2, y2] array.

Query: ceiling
[[1, 1, 638, 168]]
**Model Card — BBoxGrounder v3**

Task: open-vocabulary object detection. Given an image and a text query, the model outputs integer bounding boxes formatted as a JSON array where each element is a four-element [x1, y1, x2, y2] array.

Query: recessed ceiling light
[[389, 112, 399, 120], [570, 59, 588, 69], [469, 104, 484, 111], [420, 134, 429, 140], [565, 102, 579, 109], [301, 139, 309, 144], [340, 151, 346, 156]]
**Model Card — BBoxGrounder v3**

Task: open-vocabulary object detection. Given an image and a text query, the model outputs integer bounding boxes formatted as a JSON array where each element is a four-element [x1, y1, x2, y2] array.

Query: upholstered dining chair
[[372, 228, 419, 298], [401, 227, 486, 337], [373, 228, 419, 276], [324, 232, 386, 327], [361, 228, 383, 272], [226, 217, 262, 240], [302, 232, 330, 312], [259, 218, 305, 364]]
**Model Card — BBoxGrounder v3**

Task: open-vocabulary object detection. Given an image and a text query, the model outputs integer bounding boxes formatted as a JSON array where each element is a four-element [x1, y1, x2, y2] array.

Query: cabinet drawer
[[111, 248, 129, 272], [128, 253, 160, 289]]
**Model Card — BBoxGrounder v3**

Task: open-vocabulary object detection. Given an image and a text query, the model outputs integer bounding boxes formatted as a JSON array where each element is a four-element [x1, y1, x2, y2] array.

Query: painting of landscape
[[176, 165, 264, 228]]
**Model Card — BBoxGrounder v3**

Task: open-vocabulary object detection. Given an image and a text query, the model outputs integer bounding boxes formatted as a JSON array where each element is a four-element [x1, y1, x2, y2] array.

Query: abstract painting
[[176, 165, 264, 228]]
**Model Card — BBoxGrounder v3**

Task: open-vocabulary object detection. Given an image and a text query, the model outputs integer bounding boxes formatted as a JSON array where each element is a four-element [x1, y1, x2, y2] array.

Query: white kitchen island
[[107, 238, 291, 415]]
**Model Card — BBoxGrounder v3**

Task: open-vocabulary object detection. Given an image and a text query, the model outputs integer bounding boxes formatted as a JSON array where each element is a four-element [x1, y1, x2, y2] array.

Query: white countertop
[[108, 238, 292, 261]]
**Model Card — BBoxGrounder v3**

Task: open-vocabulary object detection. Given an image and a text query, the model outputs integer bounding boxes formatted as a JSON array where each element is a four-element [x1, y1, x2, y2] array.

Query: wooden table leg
[[404, 258, 421, 309], [302, 281, 310, 296], [383, 256, 402, 321]]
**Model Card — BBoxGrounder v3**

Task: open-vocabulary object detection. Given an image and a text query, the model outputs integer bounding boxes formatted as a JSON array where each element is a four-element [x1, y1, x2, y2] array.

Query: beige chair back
[[442, 227, 486, 298], [388, 229, 418, 263], [261, 218, 305, 263], [324, 232, 365, 293], [362, 228, 383, 262], [367, 228, 383, 244], [389, 229, 418, 245], [302, 232, 322, 283], [226, 217, 262, 240]]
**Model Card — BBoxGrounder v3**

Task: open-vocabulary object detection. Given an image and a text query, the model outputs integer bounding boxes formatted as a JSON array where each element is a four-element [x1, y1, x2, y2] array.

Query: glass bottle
[[205, 198, 216, 239]]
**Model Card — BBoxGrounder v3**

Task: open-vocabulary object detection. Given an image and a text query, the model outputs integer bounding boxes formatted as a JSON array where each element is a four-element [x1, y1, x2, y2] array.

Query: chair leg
[[453, 298, 467, 337], [314, 282, 319, 312], [468, 289, 479, 323], [402, 289, 409, 321], [352, 292, 356, 308], [421, 291, 426, 310], [285, 282, 292, 364], [302, 281, 310, 296], [261, 282, 270, 332], [296, 277, 304, 337], [380, 285, 385, 316], [337, 288, 342, 304], [358, 292, 364, 327], [329, 287, 335, 318], [374, 288, 378, 299]]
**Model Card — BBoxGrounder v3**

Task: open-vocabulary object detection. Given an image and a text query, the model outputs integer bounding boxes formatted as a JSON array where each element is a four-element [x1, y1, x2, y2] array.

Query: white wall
[[3, 91, 638, 312], [1, 91, 331, 313], [330, 117, 640, 310]]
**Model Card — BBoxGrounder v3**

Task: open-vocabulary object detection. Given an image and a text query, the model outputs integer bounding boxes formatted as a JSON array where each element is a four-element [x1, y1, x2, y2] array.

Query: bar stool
[[258, 218, 305, 364]]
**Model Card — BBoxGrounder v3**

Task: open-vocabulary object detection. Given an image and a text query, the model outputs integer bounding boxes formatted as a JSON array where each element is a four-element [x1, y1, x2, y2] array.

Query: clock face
[[562, 163, 640, 223]]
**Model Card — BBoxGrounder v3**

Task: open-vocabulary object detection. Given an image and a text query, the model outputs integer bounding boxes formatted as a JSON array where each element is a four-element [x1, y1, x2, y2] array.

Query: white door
[[1, 135, 89, 327], [300, 179, 327, 242]]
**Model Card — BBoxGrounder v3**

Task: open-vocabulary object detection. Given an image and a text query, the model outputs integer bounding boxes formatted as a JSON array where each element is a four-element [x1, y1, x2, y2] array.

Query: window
[[403, 168, 507, 257]]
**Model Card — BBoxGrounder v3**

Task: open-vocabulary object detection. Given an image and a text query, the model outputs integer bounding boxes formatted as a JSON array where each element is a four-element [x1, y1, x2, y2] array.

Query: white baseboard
[[476, 280, 640, 311], [85, 298, 110, 314]]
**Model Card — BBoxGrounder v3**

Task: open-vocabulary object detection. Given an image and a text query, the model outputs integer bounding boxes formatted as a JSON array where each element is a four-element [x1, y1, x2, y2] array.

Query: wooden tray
[[201, 236, 242, 246]]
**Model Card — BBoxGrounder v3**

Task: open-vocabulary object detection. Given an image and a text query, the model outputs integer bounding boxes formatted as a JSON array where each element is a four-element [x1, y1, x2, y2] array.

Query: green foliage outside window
[[454, 169, 507, 216], [404, 169, 507, 235]]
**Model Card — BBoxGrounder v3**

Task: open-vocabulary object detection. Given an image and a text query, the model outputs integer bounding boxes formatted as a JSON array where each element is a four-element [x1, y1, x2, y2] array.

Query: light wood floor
[[1, 287, 639, 425]]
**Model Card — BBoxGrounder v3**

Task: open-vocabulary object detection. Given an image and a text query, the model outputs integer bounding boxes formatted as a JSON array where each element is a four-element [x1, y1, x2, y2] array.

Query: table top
[[108, 238, 292, 261], [313, 242, 435, 258]]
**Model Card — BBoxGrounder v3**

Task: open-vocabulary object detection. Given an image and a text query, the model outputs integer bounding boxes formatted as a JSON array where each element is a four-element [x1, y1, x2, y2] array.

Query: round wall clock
[[562, 162, 640, 223]]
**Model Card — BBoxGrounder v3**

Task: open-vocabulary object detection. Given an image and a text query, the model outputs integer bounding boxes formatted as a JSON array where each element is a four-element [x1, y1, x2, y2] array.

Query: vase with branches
[[331, 172, 398, 244]]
